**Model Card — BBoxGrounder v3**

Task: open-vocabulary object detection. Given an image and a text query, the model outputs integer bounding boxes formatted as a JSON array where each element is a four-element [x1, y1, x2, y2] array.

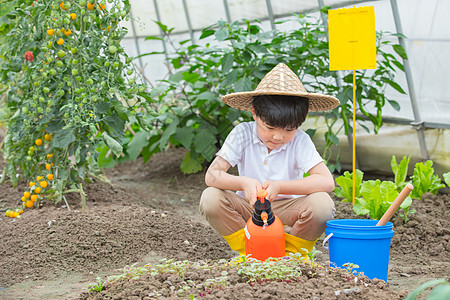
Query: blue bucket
[[323, 219, 394, 281]]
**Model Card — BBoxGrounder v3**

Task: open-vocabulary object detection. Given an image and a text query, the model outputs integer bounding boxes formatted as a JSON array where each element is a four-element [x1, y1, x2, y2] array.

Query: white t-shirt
[[216, 121, 323, 198]]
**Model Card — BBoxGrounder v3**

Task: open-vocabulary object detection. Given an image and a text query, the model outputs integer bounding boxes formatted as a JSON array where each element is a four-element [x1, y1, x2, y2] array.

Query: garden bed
[[0, 148, 448, 299]]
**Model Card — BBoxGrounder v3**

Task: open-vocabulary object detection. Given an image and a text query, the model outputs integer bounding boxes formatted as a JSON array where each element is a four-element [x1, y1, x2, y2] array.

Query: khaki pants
[[199, 187, 335, 241]]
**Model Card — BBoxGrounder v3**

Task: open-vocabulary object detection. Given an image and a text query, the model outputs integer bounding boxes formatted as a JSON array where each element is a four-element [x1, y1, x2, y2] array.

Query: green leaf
[[383, 77, 406, 94], [159, 119, 179, 150], [199, 29, 215, 39], [175, 126, 195, 149], [411, 160, 445, 199], [127, 131, 151, 161], [334, 170, 364, 202], [391, 155, 410, 191], [358, 180, 398, 219], [215, 27, 229, 41], [427, 282, 450, 300], [180, 151, 204, 174], [388, 99, 401, 111], [193, 129, 217, 161], [102, 132, 123, 157], [53, 130, 76, 148], [182, 71, 200, 83], [393, 44, 408, 59], [405, 278, 448, 300], [222, 53, 234, 73], [443, 172, 450, 187], [111, 97, 129, 121]]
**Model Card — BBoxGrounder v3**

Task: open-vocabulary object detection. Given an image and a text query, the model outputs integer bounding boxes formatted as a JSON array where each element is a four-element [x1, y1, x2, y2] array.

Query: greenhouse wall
[[120, 0, 450, 175]]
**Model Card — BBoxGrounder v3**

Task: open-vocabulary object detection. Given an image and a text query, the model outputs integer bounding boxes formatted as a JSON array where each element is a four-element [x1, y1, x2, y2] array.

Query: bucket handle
[[322, 233, 333, 250]]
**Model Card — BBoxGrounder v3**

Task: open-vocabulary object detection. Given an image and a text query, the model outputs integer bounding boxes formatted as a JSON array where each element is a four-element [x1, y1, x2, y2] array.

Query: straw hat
[[221, 63, 340, 112]]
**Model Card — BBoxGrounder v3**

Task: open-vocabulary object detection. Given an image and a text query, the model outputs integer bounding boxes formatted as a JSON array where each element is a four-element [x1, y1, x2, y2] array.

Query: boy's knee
[[199, 187, 224, 217], [307, 192, 335, 223]]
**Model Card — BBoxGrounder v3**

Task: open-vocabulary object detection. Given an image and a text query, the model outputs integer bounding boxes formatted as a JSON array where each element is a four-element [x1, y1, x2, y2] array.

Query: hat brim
[[221, 90, 340, 112]]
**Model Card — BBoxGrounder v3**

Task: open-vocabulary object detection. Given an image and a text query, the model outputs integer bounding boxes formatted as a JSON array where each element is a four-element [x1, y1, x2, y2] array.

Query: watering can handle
[[377, 183, 414, 226], [322, 233, 333, 250]]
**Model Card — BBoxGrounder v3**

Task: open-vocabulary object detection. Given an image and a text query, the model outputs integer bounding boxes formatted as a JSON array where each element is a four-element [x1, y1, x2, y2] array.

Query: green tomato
[[108, 45, 117, 54], [57, 50, 66, 58], [46, 107, 52, 113], [37, 107, 44, 113], [34, 81, 40, 87], [49, 69, 57, 76], [92, 95, 98, 102], [127, 69, 133, 75], [47, 41, 53, 49], [29, 146, 35, 152], [46, 57, 53, 63], [64, 19, 70, 25], [72, 59, 79, 65], [31, 102, 37, 108], [22, 107, 29, 114], [64, 2, 71, 9], [64, 112, 69, 118], [76, 76, 82, 82], [70, 47, 77, 54], [120, 10, 127, 17], [104, 61, 110, 67], [80, 0, 86, 6], [43, 87, 50, 94], [26, 156, 32, 161], [42, 72, 48, 78], [113, 62, 119, 68], [39, 97, 45, 103], [138, 86, 146, 93], [57, 90, 65, 97], [72, 69, 79, 76], [56, 60, 64, 67], [67, 81, 72, 87], [86, 78, 93, 85]]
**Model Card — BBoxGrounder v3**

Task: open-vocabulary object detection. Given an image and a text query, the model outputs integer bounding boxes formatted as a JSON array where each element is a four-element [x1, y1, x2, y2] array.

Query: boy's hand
[[240, 177, 262, 206], [262, 180, 281, 201]]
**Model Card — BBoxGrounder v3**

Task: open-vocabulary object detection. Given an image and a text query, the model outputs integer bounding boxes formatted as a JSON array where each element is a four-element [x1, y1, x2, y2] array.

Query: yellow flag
[[329, 6, 376, 71]]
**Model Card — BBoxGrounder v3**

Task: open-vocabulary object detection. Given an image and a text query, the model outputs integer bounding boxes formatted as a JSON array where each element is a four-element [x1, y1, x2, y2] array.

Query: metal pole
[[318, 0, 360, 169], [128, 8, 144, 70], [181, 0, 195, 42], [222, 0, 232, 23], [265, 0, 276, 31], [153, 0, 169, 61], [390, 0, 429, 160]]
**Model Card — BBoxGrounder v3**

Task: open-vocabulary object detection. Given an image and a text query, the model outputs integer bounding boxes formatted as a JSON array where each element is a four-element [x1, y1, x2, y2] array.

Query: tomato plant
[[0, 0, 150, 211]]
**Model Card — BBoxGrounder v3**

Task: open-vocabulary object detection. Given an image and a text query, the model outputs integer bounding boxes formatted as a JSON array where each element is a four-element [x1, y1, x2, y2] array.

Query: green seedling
[[88, 277, 104, 293], [300, 247, 322, 268]]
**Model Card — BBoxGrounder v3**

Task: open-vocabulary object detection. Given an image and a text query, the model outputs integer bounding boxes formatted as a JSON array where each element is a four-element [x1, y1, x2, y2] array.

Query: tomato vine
[[1, 0, 150, 214]]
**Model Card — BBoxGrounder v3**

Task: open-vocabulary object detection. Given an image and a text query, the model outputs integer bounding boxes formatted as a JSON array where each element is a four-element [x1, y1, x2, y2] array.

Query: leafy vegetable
[[443, 172, 450, 187], [410, 161, 445, 199], [391, 155, 410, 192], [334, 170, 364, 203], [353, 180, 412, 220]]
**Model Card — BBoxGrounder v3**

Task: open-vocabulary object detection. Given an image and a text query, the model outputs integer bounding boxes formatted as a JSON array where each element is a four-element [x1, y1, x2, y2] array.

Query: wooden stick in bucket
[[377, 183, 414, 226]]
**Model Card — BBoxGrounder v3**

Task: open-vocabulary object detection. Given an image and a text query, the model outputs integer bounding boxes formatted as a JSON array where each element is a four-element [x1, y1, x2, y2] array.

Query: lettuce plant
[[334, 169, 364, 203], [410, 160, 445, 199], [443, 172, 450, 187], [391, 155, 410, 192], [353, 180, 412, 220]]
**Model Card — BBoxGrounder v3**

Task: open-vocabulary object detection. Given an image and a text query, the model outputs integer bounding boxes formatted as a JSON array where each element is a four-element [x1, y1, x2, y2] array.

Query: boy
[[199, 63, 340, 256]]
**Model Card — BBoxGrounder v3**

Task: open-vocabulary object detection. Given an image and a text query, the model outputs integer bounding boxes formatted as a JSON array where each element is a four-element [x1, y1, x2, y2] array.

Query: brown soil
[[0, 147, 449, 300]]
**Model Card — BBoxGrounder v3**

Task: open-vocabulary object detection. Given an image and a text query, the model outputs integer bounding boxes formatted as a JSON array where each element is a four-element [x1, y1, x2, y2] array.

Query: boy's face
[[252, 110, 298, 152]]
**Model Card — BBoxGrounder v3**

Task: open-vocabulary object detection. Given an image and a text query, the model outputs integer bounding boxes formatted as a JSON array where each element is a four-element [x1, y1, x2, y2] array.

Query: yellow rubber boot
[[284, 233, 317, 260], [222, 228, 246, 256]]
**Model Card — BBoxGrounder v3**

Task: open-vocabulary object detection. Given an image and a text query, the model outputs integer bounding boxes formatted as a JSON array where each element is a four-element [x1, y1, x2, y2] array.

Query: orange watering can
[[244, 189, 285, 260]]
